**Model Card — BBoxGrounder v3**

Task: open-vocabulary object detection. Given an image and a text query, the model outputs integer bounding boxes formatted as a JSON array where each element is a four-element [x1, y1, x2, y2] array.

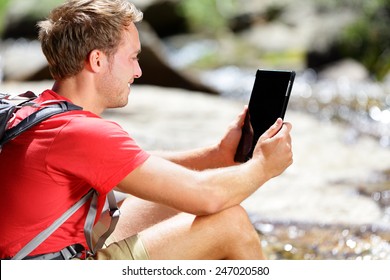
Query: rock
[[141, 0, 188, 38], [2, 16, 39, 40], [0, 39, 47, 81], [306, 44, 344, 72], [317, 59, 370, 81], [0, 24, 217, 94], [135, 23, 218, 94]]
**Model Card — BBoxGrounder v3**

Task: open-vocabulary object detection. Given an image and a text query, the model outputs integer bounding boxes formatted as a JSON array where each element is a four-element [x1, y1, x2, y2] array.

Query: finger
[[237, 106, 248, 127], [282, 121, 292, 132], [261, 118, 283, 139]]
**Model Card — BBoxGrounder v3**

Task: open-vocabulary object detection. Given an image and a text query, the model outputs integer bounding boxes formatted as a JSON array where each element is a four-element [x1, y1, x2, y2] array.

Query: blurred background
[[1, 0, 390, 260]]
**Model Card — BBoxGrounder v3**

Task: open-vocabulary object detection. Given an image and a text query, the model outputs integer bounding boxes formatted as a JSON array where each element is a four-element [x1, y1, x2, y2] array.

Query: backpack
[[0, 91, 120, 260], [0, 91, 82, 151]]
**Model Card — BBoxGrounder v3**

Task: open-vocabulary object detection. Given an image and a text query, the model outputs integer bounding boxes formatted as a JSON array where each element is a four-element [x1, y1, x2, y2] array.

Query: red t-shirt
[[0, 90, 149, 259]]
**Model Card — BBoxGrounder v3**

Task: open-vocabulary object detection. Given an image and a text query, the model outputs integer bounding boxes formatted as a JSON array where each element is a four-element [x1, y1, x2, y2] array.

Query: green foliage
[[337, 0, 390, 80], [177, 0, 236, 35], [0, 0, 10, 35]]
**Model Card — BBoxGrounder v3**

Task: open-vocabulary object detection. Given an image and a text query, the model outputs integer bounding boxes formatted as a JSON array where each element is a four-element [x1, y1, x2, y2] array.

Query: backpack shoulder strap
[[0, 100, 82, 150], [12, 189, 96, 260], [84, 190, 120, 256], [12, 190, 119, 260], [0, 91, 36, 144]]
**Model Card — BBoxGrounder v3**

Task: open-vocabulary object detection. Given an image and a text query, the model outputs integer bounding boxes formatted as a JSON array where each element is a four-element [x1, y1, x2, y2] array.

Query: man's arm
[[151, 107, 248, 170], [116, 118, 292, 216]]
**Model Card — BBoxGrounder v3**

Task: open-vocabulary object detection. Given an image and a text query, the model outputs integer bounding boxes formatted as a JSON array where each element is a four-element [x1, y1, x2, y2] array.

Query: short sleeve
[[45, 115, 149, 194]]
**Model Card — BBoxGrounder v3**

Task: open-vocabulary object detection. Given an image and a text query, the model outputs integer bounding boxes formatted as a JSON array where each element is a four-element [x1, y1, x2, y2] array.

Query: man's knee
[[217, 206, 256, 235], [214, 206, 261, 250], [219, 205, 249, 222]]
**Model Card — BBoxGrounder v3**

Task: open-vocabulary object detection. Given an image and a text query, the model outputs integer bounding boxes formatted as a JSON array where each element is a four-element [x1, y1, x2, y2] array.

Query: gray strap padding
[[83, 190, 99, 255], [2, 101, 81, 146], [84, 190, 120, 256], [12, 189, 95, 260], [93, 191, 120, 253]]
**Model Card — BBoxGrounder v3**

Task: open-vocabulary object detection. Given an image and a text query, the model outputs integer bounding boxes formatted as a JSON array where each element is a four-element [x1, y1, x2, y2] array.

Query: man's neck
[[51, 79, 105, 116]]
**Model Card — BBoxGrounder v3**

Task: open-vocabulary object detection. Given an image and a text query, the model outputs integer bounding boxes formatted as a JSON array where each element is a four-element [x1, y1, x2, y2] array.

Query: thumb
[[237, 105, 248, 128]]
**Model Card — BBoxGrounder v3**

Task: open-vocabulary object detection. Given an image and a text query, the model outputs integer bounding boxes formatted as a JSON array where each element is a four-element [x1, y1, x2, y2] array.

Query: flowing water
[[255, 219, 390, 260]]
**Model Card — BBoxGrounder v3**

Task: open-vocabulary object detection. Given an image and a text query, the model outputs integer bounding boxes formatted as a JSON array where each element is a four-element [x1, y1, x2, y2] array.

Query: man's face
[[98, 23, 142, 109]]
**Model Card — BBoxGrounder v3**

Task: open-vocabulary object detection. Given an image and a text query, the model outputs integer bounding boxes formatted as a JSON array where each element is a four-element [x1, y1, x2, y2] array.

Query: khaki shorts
[[85, 221, 149, 260]]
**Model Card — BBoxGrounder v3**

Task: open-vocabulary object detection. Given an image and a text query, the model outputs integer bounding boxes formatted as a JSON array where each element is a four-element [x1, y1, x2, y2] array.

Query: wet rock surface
[[254, 219, 390, 260]]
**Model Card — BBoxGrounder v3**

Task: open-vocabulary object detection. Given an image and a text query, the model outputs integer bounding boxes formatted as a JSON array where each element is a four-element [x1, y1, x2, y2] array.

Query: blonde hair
[[38, 0, 143, 80]]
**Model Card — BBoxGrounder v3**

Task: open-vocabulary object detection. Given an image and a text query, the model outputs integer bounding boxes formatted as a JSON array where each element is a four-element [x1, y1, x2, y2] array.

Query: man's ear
[[87, 49, 105, 73]]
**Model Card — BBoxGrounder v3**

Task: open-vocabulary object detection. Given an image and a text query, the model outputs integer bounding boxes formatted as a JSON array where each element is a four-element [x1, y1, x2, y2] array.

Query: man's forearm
[[151, 144, 235, 171], [118, 155, 269, 216]]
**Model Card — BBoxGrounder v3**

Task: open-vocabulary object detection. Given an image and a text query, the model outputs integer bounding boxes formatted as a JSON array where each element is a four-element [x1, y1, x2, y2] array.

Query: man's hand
[[252, 118, 293, 179]]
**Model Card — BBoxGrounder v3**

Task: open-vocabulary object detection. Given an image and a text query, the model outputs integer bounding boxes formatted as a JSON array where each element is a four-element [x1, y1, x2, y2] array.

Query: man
[[0, 0, 293, 260]]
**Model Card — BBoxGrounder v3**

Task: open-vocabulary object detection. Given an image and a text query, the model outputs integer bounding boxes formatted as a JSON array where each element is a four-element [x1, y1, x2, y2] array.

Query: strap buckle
[[60, 244, 85, 260], [109, 208, 121, 218]]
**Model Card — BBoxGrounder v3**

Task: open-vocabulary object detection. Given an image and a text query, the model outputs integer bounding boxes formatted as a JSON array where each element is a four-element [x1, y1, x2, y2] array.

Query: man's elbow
[[194, 189, 226, 216]]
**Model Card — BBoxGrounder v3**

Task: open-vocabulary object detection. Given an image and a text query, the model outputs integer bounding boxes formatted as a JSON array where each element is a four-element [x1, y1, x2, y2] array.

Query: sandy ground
[[2, 81, 390, 227]]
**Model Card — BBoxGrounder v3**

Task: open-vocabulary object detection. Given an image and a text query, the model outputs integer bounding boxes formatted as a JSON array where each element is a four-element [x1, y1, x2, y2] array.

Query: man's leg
[[139, 205, 265, 260], [100, 195, 265, 259], [99, 195, 180, 239]]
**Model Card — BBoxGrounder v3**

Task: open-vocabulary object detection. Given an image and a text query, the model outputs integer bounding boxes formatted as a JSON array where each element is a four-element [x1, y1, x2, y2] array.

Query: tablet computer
[[234, 69, 295, 162]]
